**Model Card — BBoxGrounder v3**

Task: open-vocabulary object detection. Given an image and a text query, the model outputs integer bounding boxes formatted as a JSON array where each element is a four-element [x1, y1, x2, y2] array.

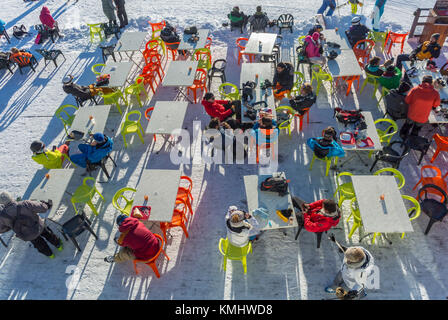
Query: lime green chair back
[[112, 187, 137, 216], [87, 23, 104, 42], [121, 110, 145, 148], [333, 171, 356, 209], [153, 36, 166, 55], [373, 168, 405, 189], [218, 83, 240, 101], [377, 86, 390, 106], [297, 35, 306, 46], [368, 30, 387, 48], [98, 90, 128, 115], [374, 118, 398, 145], [124, 76, 148, 108], [348, 198, 363, 239], [309, 153, 338, 177], [55, 104, 78, 135], [218, 237, 252, 274], [311, 64, 333, 96], [91, 63, 106, 76], [275, 106, 296, 138], [290, 71, 305, 96], [400, 195, 421, 239], [71, 177, 105, 216], [360, 73, 380, 99], [193, 48, 212, 70]]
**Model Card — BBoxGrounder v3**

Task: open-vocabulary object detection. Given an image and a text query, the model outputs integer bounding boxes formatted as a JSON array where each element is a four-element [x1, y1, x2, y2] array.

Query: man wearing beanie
[[30, 140, 70, 170], [345, 16, 370, 47], [399, 75, 440, 138], [70, 132, 113, 168], [395, 33, 441, 71], [0, 191, 63, 259], [104, 215, 160, 263]]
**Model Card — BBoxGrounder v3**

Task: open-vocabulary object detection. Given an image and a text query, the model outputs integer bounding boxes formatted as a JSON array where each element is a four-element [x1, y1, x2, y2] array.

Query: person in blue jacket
[[371, 0, 387, 32], [317, 0, 337, 16], [307, 127, 345, 158], [0, 19, 6, 33], [70, 133, 113, 168], [252, 114, 279, 145]]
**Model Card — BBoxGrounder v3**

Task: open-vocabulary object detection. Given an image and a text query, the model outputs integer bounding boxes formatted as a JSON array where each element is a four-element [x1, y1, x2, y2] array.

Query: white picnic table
[[101, 61, 134, 88], [178, 29, 210, 51], [244, 33, 277, 56], [69, 105, 111, 139]]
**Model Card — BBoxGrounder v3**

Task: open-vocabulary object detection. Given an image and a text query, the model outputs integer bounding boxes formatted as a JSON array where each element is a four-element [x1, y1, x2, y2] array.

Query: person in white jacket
[[325, 246, 376, 299], [371, 0, 387, 32], [225, 206, 253, 247]]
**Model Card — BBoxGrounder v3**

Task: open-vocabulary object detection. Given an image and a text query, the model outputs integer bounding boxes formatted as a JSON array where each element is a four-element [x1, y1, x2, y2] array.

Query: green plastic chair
[[375, 118, 398, 145], [112, 187, 136, 216], [91, 63, 106, 76], [400, 195, 421, 239], [311, 64, 333, 96], [121, 110, 145, 148], [373, 167, 405, 189], [309, 154, 338, 177], [218, 237, 252, 274], [377, 86, 390, 106], [297, 35, 306, 46], [218, 83, 240, 101], [55, 104, 78, 135], [98, 90, 128, 115], [348, 198, 363, 239], [368, 30, 387, 49], [359, 73, 380, 99], [290, 71, 305, 96], [275, 106, 296, 138], [71, 177, 105, 216], [153, 36, 166, 56], [87, 23, 104, 42], [124, 76, 148, 108], [333, 172, 356, 216], [193, 48, 212, 70]]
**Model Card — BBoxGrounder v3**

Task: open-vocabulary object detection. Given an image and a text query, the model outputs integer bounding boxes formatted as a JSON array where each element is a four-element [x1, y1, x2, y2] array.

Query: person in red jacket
[[39, 6, 62, 35], [201, 93, 242, 128], [104, 215, 160, 263], [292, 196, 340, 233], [399, 75, 440, 138]]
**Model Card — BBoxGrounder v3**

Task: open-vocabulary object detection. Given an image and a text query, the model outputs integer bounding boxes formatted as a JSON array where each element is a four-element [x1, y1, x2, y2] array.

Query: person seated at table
[[345, 16, 370, 47], [201, 93, 241, 128], [39, 6, 63, 37], [248, 6, 270, 32], [252, 113, 279, 145], [291, 196, 341, 234], [160, 22, 187, 56], [9, 47, 36, 66], [308, 24, 323, 36], [30, 140, 71, 170], [399, 75, 440, 139], [208, 117, 245, 160], [225, 206, 255, 247], [378, 65, 402, 91], [228, 6, 248, 32], [272, 62, 294, 100], [104, 215, 160, 263], [62, 75, 96, 103], [70, 133, 114, 169], [384, 79, 412, 121], [289, 83, 317, 115], [307, 126, 345, 159], [395, 33, 441, 71], [305, 32, 326, 65]]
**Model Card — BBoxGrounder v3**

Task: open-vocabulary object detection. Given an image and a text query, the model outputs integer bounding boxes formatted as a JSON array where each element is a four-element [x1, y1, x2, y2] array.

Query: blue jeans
[[317, 0, 336, 16]]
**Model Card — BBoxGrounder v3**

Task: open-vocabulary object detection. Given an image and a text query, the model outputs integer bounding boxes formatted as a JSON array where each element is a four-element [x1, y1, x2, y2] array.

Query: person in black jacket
[[345, 16, 370, 47], [289, 83, 317, 115], [62, 75, 94, 102], [114, 0, 128, 28], [273, 62, 294, 100], [396, 33, 441, 71]]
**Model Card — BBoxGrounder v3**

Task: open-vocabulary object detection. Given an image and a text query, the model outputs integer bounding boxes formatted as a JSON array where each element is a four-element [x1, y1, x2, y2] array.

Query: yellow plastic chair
[[120, 110, 145, 148], [373, 167, 405, 189], [124, 76, 148, 108], [333, 172, 356, 214], [377, 87, 390, 106], [98, 90, 128, 115], [309, 154, 338, 177], [348, 198, 363, 239], [375, 118, 398, 145], [91, 63, 106, 76], [297, 35, 306, 46], [112, 187, 136, 216], [71, 177, 105, 216], [290, 71, 305, 96], [218, 83, 240, 101], [368, 30, 387, 49], [311, 64, 333, 96], [153, 36, 166, 56], [193, 48, 212, 70], [218, 238, 252, 274], [400, 195, 421, 239], [275, 106, 296, 138], [359, 73, 380, 99], [55, 104, 78, 135], [87, 23, 104, 42]]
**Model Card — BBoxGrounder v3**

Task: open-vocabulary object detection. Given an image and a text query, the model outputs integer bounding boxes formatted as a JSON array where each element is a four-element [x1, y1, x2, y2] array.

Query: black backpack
[[13, 25, 28, 39], [312, 138, 331, 159], [184, 26, 198, 34], [260, 177, 290, 197], [385, 91, 408, 120], [334, 108, 365, 127]]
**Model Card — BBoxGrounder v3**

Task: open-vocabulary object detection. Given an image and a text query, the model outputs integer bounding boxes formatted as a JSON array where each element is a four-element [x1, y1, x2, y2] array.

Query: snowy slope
[[0, 0, 447, 300]]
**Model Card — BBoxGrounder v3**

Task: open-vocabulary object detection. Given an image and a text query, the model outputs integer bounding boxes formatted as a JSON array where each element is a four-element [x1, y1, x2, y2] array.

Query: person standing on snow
[[101, 0, 117, 25], [371, 0, 387, 32], [114, 0, 128, 29], [317, 0, 337, 17]]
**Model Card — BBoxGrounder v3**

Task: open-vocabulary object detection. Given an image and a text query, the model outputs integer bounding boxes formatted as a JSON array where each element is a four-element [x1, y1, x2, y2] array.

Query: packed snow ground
[[0, 0, 447, 300]]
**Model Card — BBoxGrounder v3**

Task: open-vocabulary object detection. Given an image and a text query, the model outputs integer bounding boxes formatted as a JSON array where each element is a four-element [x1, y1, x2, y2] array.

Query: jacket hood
[[97, 137, 112, 149], [41, 6, 51, 15], [118, 217, 140, 233], [419, 82, 435, 91], [312, 32, 320, 41], [304, 35, 313, 44]]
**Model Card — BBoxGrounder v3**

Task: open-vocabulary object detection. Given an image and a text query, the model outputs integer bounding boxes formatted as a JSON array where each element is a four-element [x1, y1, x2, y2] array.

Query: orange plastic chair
[[236, 38, 255, 65], [187, 68, 208, 103], [430, 134, 448, 163], [139, 67, 158, 95], [413, 165, 448, 202], [148, 20, 166, 38], [294, 108, 311, 131], [176, 176, 194, 216], [143, 39, 160, 57], [336, 75, 361, 96], [205, 37, 212, 49], [159, 199, 190, 243], [132, 233, 170, 277], [255, 128, 278, 164], [353, 39, 375, 68], [384, 31, 408, 55], [164, 41, 180, 61], [143, 54, 164, 82], [144, 107, 157, 142]]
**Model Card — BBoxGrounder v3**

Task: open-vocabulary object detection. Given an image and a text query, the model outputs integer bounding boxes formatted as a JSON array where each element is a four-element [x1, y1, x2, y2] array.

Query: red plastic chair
[[336, 75, 361, 96], [148, 20, 166, 37], [159, 199, 190, 243], [236, 38, 255, 65], [138, 68, 157, 95], [176, 176, 194, 216], [144, 107, 157, 141], [413, 165, 448, 202], [143, 39, 160, 57], [384, 31, 408, 55], [133, 233, 170, 277], [353, 39, 375, 68], [164, 41, 180, 61], [143, 54, 164, 82], [294, 108, 311, 131], [187, 68, 208, 103], [205, 37, 212, 49], [430, 134, 448, 163]]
